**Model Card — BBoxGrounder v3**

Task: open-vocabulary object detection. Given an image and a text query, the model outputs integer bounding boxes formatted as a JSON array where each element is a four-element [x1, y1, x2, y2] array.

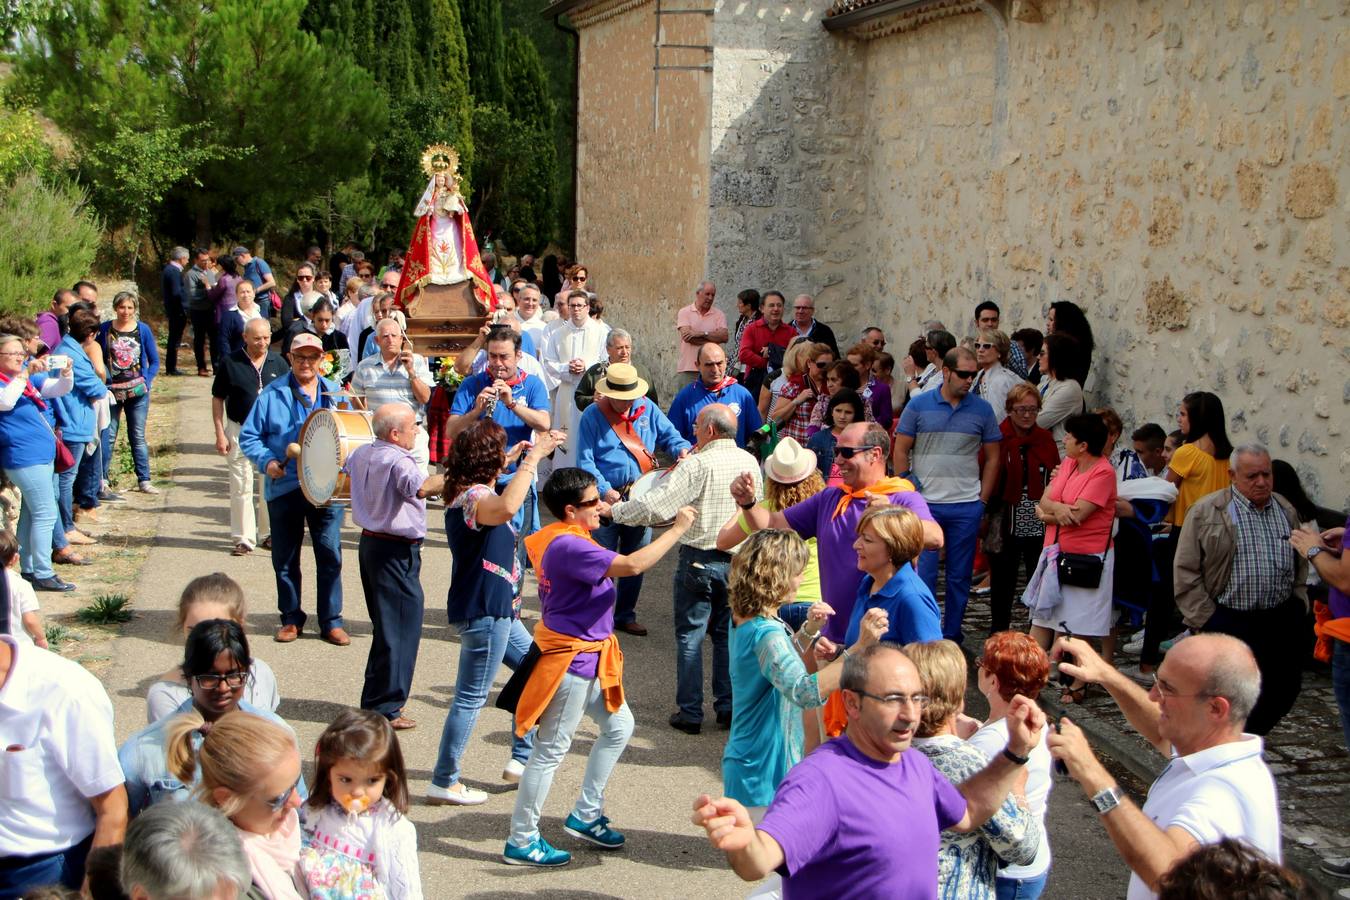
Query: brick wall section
[[855, 0, 1348, 506], [572, 0, 713, 371]]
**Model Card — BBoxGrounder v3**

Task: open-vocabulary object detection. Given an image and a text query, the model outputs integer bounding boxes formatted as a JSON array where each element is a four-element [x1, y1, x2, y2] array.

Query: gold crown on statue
[[421, 143, 461, 178]]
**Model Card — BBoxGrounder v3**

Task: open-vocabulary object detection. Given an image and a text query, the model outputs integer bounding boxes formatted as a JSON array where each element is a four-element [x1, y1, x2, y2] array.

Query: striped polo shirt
[[350, 353, 434, 421], [897, 388, 1001, 504]]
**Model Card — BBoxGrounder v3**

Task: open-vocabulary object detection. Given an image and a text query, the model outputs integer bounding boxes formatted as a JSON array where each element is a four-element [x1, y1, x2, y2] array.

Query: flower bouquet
[[319, 349, 350, 382]]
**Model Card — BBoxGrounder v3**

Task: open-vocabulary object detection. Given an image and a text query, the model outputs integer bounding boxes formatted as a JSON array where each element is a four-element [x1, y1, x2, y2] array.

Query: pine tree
[[458, 0, 507, 104]]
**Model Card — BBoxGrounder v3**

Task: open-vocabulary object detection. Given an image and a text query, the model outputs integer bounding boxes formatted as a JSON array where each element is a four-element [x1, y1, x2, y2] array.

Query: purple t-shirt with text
[[1330, 515, 1350, 619], [538, 535, 619, 678], [759, 736, 967, 899], [782, 487, 935, 641]]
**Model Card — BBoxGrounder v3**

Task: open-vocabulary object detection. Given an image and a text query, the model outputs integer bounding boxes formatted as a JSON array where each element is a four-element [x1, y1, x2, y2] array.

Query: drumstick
[[286, 443, 302, 460]]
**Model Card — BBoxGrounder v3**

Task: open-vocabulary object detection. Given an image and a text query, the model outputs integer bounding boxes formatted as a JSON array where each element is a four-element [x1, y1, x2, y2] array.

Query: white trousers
[[225, 419, 269, 549]]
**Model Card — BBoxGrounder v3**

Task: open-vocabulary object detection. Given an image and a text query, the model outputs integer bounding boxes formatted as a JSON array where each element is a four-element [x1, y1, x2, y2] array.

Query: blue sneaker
[[564, 813, 626, 849], [502, 836, 571, 867]]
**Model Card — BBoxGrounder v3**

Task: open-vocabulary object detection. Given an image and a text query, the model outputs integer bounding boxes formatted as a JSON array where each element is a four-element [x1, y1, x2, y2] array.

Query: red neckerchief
[[0, 370, 46, 411], [705, 376, 736, 393], [618, 403, 645, 428], [503, 369, 528, 388]]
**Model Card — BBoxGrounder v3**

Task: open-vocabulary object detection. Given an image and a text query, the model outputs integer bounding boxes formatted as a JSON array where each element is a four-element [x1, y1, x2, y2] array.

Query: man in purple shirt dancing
[[694, 642, 1046, 898], [346, 402, 446, 731]]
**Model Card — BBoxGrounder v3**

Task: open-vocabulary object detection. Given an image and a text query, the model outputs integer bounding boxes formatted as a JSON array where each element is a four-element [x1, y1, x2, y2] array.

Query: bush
[[0, 172, 101, 317], [76, 593, 134, 625]]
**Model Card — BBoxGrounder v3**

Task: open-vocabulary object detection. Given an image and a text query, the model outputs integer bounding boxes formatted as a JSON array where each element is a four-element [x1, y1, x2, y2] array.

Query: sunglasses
[[574, 497, 601, 509], [296, 275, 314, 281], [834, 445, 873, 459], [974, 342, 995, 350], [263, 774, 302, 813], [951, 369, 978, 379]]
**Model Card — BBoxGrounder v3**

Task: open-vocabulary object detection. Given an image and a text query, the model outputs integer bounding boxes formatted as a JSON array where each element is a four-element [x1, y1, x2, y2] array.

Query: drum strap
[[598, 399, 655, 475]]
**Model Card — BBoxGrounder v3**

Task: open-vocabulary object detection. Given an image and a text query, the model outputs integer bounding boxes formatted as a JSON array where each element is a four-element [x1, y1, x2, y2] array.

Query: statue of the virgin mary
[[395, 144, 497, 315]]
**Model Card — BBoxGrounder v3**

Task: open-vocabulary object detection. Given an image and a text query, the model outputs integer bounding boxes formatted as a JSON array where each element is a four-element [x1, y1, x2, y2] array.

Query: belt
[[360, 529, 423, 545]]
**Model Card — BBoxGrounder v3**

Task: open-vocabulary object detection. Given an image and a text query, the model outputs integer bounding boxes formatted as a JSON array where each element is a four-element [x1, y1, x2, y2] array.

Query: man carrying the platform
[[576, 363, 691, 637]]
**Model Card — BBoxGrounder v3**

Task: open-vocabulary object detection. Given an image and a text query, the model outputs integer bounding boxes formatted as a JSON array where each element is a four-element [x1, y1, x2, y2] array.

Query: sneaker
[[425, 783, 488, 806], [502, 836, 571, 867], [502, 759, 525, 784], [1159, 629, 1191, 651], [33, 576, 76, 593], [564, 813, 625, 849], [100, 490, 126, 503], [137, 481, 160, 494], [1122, 632, 1145, 655], [1321, 858, 1350, 879]]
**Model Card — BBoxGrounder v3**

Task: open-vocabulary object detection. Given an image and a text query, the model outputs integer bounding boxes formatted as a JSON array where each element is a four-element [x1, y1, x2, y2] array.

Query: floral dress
[[299, 799, 422, 900]]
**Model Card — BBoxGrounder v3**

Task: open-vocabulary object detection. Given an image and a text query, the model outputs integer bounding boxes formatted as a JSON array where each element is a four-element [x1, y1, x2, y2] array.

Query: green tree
[[0, 173, 101, 316], [13, 0, 386, 243], [458, 0, 507, 104], [0, 107, 57, 185]]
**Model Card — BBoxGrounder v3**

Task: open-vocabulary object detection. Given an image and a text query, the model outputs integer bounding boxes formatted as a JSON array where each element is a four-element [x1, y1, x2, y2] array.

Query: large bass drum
[[297, 408, 375, 506], [626, 467, 674, 526]]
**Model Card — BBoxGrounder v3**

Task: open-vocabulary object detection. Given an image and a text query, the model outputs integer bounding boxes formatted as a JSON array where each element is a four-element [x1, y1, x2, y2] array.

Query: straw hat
[[763, 437, 817, 484], [595, 363, 649, 401]]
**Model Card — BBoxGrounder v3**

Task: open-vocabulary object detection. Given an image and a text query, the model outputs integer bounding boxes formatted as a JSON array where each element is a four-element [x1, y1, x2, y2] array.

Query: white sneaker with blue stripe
[[564, 813, 626, 849], [502, 836, 571, 867]]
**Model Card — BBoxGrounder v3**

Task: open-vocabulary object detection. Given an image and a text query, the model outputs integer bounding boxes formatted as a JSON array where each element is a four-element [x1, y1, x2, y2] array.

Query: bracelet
[[1002, 747, 1030, 766], [840, 647, 852, 661], [737, 499, 757, 510]]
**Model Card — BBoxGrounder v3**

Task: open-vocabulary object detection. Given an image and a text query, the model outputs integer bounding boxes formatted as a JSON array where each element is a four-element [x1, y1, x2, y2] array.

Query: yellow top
[[1168, 443, 1232, 526], [739, 500, 822, 605]]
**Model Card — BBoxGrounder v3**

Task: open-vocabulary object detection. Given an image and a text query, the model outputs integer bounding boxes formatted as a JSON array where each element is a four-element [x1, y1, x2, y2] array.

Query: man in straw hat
[[575, 363, 691, 637]]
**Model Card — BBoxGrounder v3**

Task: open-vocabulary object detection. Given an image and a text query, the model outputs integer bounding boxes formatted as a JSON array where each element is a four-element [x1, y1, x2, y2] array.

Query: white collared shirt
[[1127, 735, 1280, 900], [0, 636, 124, 855]]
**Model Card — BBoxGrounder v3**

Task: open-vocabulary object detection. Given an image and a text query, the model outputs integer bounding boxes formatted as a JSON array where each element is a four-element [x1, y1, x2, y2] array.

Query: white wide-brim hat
[[763, 436, 817, 484]]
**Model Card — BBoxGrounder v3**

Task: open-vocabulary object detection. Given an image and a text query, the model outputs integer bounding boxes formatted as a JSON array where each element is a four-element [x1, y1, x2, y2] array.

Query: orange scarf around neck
[[523, 521, 597, 574], [831, 477, 915, 519]]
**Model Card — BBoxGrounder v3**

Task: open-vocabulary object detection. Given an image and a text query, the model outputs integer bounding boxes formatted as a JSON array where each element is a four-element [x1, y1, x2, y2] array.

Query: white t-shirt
[[1127, 736, 1280, 900], [5, 569, 39, 645], [0, 636, 125, 855], [969, 718, 1053, 879]]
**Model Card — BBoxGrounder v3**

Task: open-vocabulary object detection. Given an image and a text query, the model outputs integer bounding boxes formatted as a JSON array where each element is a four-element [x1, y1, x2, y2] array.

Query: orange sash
[[514, 623, 625, 737], [598, 398, 655, 475], [523, 521, 597, 574], [831, 477, 915, 519]]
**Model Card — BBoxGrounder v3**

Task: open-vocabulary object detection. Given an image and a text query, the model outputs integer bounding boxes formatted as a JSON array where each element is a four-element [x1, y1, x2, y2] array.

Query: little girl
[[807, 389, 865, 488], [300, 709, 422, 900], [2, 529, 47, 647]]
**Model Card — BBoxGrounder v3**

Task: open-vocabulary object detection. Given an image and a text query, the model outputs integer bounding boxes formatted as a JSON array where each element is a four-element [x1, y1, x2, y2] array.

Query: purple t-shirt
[[539, 535, 619, 678], [759, 736, 967, 899], [782, 486, 935, 642], [1330, 515, 1350, 619]]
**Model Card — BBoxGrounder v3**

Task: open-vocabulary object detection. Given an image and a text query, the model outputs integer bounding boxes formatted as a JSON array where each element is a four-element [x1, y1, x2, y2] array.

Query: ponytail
[[163, 708, 208, 785]]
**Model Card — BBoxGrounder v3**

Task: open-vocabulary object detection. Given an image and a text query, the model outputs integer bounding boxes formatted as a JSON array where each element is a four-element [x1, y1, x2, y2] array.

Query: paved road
[[106, 376, 1129, 898]]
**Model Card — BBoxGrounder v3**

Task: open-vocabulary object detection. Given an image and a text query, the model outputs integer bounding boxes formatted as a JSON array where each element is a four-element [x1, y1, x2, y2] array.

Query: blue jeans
[[672, 545, 733, 722], [4, 463, 58, 579], [266, 488, 343, 631], [0, 832, 91, 898], [431, 615, 534, 788], [55, 438, 85, 534], [1334, 638, 1350, 754], [74, 437, 102, 509], [918, 499, 986, 644], [593, 521, 652, 625], [103, 391, 150, 483], [996, 871, 1048, 900]]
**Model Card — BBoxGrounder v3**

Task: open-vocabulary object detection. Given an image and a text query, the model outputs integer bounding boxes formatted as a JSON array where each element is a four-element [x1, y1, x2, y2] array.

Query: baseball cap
[[290, 333, 323, 353]]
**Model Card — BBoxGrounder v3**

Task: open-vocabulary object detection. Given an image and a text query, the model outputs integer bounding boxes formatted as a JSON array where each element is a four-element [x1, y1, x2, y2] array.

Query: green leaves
[[0, 173, 101, 316]]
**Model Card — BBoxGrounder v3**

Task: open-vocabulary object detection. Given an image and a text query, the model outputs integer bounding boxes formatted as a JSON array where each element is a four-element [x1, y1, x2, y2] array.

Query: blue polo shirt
[[449, 370, 549, 463], [667, 379, 763, 448], [575, 400, 690, 495], [897, 389, 1001, 504]]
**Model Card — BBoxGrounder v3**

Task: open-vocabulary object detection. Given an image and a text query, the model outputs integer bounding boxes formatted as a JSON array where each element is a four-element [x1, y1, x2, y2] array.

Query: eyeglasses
[[951, 369, 978, 380], [263, 774, 302, 813], [974, 342, 995, 350], [834, 445, 874, 459], [1011, 405, 1040, 414], [1150, 674, 1215, 700], [794, 306, 813, 312], [292, 354, 322, 364], [193, 670, 249, 690], [853, 689, 931, 710], [0, 351, 25, 359]]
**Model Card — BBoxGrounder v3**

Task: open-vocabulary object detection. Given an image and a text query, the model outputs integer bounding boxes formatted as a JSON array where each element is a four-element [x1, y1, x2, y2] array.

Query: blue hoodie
[[50, 335, 108, 443]]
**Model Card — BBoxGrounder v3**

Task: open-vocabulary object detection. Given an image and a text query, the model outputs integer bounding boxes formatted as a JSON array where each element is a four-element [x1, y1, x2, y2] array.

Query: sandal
[[1060, 683, 1092, 705], [230, 543, 252, 556]]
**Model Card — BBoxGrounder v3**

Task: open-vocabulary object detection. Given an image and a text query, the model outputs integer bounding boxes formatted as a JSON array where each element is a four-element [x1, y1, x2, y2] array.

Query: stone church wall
[[855, 0, 1348, 505]]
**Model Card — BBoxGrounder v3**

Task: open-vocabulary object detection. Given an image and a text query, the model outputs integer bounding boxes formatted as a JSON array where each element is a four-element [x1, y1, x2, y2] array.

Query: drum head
[[628, 467, 674, 526], [300, 410, 341, 505]]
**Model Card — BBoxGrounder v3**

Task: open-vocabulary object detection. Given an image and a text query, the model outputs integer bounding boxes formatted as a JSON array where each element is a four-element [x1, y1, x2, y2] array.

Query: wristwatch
[[1091, 785, 1124, 815], [1306, 545, 1324, 562]]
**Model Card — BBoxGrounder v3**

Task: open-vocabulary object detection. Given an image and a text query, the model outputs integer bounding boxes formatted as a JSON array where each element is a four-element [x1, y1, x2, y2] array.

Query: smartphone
[[1057, 620, 1076, 687], [1053, 720, 1069, 776]]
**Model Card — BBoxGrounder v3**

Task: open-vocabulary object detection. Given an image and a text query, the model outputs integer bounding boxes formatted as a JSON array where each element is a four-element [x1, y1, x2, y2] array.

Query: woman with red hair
[[970, 632, 1054, 900]]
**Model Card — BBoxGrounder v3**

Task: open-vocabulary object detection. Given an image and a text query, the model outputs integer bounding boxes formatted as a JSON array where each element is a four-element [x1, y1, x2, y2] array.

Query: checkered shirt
[[1217, 488, 1294, 611]]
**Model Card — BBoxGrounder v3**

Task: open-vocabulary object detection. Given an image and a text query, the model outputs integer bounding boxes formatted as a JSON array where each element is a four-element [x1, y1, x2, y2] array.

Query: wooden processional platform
[[403, 280, 488, 355]]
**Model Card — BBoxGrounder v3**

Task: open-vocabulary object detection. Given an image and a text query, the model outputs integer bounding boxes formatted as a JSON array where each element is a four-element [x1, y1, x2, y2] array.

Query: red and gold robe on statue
[[396, 175, 497, 313]]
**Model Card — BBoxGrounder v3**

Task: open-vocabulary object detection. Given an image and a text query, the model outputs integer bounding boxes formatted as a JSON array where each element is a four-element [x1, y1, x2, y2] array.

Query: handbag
[[1054, 524, 1111, 589], [42, 415, 75, 473], [494, 642, 542, 714]]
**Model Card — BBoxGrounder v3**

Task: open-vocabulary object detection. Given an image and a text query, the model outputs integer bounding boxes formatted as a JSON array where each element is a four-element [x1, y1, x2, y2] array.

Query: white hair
[[1229, 443, 1270, 468], [372, 403, 412, 440], [121, 801, 251, 899], [606, 328, 632, 348]]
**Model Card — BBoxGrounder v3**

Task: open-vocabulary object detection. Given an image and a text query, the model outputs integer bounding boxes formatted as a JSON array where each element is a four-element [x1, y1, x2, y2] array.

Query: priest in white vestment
[[541, 289, 609, 467]]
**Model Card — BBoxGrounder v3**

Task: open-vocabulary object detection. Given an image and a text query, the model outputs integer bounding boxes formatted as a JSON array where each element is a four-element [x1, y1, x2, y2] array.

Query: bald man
[[346, 403, 445, 730], [211, 318, 289, 554], [1047, 634, 1280, 899]]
